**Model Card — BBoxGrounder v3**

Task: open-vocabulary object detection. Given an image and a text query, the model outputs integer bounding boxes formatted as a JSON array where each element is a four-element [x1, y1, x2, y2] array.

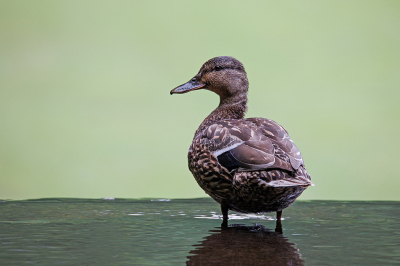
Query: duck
[[170, 56, 313, 227]]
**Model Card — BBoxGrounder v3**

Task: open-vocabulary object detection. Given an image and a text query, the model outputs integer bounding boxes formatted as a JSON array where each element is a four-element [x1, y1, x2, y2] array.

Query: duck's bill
[[170, 79, 206, 95]]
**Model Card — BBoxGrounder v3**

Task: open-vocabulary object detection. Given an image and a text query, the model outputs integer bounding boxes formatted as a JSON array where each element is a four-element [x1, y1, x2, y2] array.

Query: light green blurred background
[[1, 1, 399, 200]]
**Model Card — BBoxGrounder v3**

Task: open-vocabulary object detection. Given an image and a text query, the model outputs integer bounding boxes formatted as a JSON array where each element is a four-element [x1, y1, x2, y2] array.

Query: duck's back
[[188, 117, 312, 213]]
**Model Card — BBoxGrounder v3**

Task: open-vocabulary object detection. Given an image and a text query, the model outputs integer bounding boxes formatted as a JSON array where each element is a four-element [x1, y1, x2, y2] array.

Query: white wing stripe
[[211, 142, 243, 157]]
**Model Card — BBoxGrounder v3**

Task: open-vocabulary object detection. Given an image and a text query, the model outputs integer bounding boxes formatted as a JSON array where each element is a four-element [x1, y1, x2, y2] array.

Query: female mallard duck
[[170, 56, 313, 226]]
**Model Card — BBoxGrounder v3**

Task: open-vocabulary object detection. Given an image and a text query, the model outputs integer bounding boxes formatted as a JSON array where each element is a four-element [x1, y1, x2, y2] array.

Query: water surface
[[0, 199, 399, 265]]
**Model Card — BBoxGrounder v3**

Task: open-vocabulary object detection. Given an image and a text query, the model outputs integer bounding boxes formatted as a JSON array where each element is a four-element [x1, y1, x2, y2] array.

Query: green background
[[1, 1, 399, 200]]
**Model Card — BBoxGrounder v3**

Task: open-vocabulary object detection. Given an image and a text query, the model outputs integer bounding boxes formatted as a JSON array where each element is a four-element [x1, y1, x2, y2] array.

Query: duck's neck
[[194, 92, 248, 137]]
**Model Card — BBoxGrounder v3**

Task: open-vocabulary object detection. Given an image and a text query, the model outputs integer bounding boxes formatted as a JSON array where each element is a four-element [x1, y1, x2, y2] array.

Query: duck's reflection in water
[[187, 224, 304, 266]]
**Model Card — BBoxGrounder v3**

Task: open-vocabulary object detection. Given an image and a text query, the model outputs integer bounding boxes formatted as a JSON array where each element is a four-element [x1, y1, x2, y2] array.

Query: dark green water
[[0, 199, 399, 265]]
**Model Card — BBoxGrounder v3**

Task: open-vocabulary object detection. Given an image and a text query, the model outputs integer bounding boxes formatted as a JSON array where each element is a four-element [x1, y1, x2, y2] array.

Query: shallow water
[[0, 198, 399, 265]]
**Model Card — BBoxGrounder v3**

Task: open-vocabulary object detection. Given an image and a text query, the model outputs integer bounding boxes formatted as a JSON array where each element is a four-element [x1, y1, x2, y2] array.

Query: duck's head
[[170, 56, 249, 104]]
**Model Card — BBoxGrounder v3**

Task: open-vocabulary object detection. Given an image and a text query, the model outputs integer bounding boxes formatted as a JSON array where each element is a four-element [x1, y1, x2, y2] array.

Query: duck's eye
[[215, 65, 221, 71]]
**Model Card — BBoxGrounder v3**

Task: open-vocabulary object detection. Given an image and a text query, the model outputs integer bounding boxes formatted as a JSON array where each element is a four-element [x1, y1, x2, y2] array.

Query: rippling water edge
[[0, 198, 399, 265]]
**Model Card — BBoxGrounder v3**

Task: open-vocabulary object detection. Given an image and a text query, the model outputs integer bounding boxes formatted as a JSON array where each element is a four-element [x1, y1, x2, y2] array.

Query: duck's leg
[[221, 203, 229, 227], [276, 210, 282, 221], [275, 211, 283, 233]]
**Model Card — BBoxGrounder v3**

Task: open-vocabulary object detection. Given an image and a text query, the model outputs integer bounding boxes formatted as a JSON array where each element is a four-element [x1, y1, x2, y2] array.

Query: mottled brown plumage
[[171, 56, 313, 226]]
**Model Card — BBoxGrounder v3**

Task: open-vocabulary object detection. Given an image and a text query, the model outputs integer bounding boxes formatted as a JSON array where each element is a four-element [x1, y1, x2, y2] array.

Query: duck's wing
[[199, 119, 304, 174], [245, 117, 305, 170]]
